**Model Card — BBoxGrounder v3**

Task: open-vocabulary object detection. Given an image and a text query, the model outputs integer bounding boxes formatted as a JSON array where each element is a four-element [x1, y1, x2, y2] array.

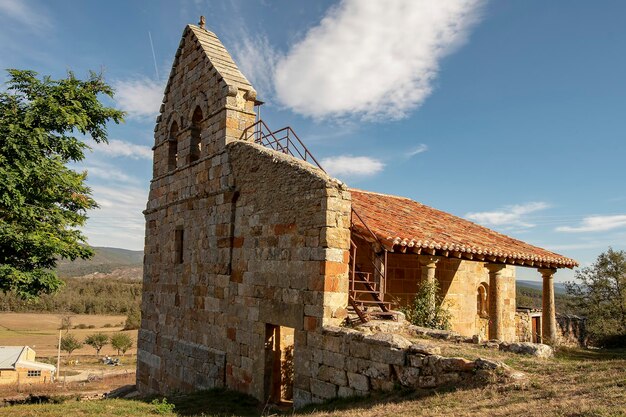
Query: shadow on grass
[[135, 385, 471, 417], [556, 347, 626, 362]]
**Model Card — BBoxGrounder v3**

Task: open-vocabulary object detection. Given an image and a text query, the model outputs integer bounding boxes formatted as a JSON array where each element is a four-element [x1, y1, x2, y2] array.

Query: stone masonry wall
[[138, 24, 352, 401], [226, 141, 351, 400], [293, 325, 511, 408], [386, 254, 516, 341]]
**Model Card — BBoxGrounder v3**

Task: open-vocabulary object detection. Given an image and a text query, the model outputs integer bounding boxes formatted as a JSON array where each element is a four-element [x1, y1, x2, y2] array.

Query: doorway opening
[[264, 324, 294, 405]]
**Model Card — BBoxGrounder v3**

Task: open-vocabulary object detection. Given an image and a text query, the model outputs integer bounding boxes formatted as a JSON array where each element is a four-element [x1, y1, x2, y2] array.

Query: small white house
[[0, 346, 56, 385]]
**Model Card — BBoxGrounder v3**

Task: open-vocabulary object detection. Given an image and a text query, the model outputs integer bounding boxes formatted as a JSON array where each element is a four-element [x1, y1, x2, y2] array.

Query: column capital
[[538, 268, 556, 278], [485, 263, 506, 274], [419, 255, 441, 267]]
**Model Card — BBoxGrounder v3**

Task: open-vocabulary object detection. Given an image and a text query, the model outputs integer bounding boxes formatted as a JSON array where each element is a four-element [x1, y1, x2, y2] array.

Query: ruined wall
[[293, 326, 509, 408], [516, 311, 587, 346], [386, 255, 516, 341]]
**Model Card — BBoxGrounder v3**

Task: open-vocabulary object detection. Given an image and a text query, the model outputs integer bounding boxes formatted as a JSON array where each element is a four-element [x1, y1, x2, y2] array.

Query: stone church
[[138, 20, 577, 406]]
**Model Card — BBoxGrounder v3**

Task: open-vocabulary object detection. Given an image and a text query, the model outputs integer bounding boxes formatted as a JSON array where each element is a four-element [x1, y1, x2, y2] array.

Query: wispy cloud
[[113, 77, 164, 119], [83, 184, 148, 250], [466, 202, 550, 229], [232, 33, 279, 100], [556, 215, 626, 233], [273, 0, 485, 120], [92, 139, 152, 160], [407, 144, 428, 157], [320, 155, 385, 178], [0, 0, 53, 30]]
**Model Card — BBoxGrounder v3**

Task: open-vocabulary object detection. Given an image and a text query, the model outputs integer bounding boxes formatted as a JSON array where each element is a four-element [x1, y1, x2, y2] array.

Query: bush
[[151, 398, 175, 414], [400, 279, 451, 330]]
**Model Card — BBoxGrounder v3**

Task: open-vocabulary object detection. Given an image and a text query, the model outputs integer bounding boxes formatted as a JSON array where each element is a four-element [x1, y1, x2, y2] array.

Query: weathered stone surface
[[347, 372, 369, 391], [310, 378, 337, 399], [499, 342, 554, 358], [408, 343, 441, 356]]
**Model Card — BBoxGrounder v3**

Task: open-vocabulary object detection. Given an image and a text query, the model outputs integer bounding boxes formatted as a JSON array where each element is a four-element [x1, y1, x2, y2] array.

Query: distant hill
[[56, 247, 143, 278], [517, 279, 568, 295]]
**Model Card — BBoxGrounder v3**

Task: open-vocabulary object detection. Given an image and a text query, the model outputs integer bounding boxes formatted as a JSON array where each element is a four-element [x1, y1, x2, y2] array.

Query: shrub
[[151, 398, 175, 414], [400, 279, 451, 330]]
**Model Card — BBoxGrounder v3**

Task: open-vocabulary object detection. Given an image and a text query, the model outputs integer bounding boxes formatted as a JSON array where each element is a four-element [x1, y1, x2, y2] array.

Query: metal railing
[[241, 120, 325, 172]]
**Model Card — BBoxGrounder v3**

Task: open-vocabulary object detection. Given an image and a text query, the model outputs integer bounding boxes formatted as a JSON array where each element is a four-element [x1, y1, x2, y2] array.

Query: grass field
[[0, 313, 138, 356], [2, 346, 626, 417]]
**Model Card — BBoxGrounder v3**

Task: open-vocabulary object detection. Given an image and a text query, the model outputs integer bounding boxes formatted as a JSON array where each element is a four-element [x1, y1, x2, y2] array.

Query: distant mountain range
[[56, 246, 143, 278], [516, 279, 568, 295]]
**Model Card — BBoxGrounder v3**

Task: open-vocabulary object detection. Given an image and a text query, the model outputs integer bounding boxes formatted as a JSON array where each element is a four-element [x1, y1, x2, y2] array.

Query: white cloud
[[0, 0, 52, 29], [84, 166, 136, 183], [83, 184, 148, 250], [113, 77, 164, 119], [92, 139, 152, 160], [232, 34, 279, 100], [556, 215, 626, 233], [273, 0, 484, 120], [320, 155, 384, 178], [407, 144, 428, 157], [466, 202, 550, 229]]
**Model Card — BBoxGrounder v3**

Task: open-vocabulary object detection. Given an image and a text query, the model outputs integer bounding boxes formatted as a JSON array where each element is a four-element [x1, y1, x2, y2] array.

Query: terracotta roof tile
[[350, 189, 578, 269]]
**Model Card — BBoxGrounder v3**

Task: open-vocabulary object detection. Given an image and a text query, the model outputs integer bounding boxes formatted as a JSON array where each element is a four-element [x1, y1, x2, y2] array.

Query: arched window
[[167, 121, 179, 171], [477, 283, 489, 318], [190, 106, 202, 163]]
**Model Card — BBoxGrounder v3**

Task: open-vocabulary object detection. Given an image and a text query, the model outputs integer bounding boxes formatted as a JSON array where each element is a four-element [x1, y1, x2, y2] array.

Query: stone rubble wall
[[557, 314, 587, 347], [293, 325, 514, 408], [515, 311, 587, 347]]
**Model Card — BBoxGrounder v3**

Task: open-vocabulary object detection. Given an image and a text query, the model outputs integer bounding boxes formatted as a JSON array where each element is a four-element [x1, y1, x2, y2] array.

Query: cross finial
[[199, 16, 206, 29]]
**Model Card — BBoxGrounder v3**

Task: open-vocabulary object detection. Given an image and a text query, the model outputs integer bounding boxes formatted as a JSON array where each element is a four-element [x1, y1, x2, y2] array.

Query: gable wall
[[138, 25, 352, 401]]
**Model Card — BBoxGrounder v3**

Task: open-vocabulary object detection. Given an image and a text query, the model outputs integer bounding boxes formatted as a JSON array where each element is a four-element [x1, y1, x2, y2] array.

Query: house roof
[[0, 346, 24, 369], [350, 189, 578, 269], [0, 346, 55, 371]]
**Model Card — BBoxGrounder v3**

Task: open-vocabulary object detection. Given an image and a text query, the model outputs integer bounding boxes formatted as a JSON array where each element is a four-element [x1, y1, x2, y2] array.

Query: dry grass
[[0, 313, 137, 356], [4, 347, 626, 416]]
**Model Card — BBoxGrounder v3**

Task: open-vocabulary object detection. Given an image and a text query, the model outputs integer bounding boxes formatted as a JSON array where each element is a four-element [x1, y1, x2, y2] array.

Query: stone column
[[486, 264, 506, 341], [419, 256, 440, 310], [539, 268, 558, 345]]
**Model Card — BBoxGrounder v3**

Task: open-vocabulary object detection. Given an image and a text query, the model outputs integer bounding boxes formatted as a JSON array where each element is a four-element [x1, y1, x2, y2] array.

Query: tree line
[[0, 277, 141, 315]]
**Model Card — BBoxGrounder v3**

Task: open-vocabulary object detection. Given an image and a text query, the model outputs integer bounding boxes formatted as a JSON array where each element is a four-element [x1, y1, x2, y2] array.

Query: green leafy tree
[[84, 332, 109, 357], [60, 333, 83, 358], [566, 248, 626, 347], [400, 279, 451, 330], [0, 69, 124, 299], [110, 332, 133, 356]]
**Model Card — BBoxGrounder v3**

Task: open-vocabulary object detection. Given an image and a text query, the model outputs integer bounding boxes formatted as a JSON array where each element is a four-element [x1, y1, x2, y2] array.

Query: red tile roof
[[350, 189, 578, 269]]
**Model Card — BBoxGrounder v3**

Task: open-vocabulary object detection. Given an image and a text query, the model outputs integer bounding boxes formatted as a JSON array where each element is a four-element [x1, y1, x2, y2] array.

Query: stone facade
[[385, 253, 516, 341], [138, 24, 351, 400]]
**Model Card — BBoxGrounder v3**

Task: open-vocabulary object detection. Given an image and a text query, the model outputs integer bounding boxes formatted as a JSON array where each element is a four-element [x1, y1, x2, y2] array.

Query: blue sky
[[1, 0, 625, 282]]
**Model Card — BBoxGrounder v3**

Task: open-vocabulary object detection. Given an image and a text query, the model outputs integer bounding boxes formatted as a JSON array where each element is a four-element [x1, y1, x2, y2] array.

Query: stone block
[[310, 378, 337, 399], [369, 345, 406, 366], [318, 365, 348, 386], [347, 372, 369, 391]]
